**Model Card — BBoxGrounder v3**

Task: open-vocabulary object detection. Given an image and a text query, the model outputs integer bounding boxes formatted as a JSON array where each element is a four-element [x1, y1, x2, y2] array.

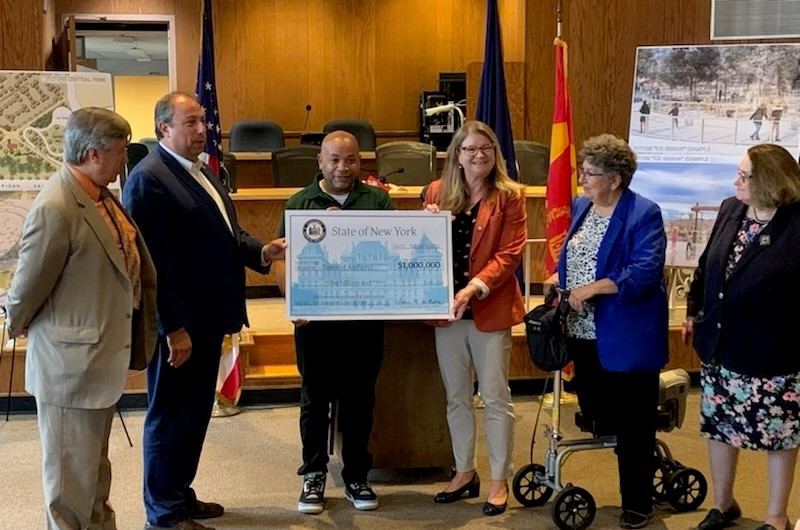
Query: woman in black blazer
[[683, 144, 800, 530]]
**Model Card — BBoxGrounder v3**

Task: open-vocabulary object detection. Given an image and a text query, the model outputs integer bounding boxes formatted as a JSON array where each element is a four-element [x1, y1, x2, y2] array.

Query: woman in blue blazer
[[545, 134, 668, 529], [684, 144, 800, 530]]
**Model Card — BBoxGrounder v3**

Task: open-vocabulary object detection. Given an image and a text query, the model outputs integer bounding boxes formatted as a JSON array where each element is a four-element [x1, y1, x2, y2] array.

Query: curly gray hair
[[579, 133, 637, 188]]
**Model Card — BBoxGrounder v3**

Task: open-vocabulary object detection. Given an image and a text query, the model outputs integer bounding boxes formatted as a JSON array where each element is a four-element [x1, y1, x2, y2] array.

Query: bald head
[[318, 130, 361, 194]]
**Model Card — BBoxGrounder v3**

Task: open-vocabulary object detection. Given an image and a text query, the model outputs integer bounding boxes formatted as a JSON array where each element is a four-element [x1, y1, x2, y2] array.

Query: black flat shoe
[[482, 500, 507, 516], [752, 520, 791, 530], [697, 501, 742, 530], [433, 473, 480, 503]]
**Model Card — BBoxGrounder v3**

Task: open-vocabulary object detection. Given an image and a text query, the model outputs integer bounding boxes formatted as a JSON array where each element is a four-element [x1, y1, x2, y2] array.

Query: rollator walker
[[511, 298, 707, 530]]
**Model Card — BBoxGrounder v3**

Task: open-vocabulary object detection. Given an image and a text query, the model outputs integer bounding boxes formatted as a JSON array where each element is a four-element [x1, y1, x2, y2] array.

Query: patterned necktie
[[101, 190, 142, 310]]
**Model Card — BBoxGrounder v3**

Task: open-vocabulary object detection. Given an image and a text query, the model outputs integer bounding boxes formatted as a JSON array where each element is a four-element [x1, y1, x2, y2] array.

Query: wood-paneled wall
[[12, 2, 790, 150], [51, 0, 524, 133], [0, 0, 47, 70], [210, 0, 525, 132]]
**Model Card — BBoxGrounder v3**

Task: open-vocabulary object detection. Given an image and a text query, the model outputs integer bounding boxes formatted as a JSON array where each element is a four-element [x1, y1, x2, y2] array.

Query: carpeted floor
[[0, 389, 789, 530]]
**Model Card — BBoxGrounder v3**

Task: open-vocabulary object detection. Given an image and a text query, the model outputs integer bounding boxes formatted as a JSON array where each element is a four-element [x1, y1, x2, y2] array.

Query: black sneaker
[[345, 481, 378, 511], [619, 509, 653, 529], [298, 472, 326, 514]]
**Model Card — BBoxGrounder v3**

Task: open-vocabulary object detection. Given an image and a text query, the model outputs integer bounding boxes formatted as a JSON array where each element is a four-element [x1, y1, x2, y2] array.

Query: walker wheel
[[652, 456, 678, 500], [652, 460, 668, 500], [666, 467, 707, 512], [512, 463, 553, 507], [552, 486, 596, 530]]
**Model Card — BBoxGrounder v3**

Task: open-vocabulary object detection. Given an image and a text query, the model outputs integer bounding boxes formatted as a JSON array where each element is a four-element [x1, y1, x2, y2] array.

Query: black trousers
[[568, 337, 660, 514], [143, 329, 223, 526], [295, 320, 384, 483]]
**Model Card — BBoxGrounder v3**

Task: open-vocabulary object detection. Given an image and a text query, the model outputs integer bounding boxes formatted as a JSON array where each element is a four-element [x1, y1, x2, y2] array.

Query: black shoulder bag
[[524, 289, 572, 372]]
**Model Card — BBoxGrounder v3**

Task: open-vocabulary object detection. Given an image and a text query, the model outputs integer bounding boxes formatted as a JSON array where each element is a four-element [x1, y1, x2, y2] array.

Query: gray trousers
[[36, 400, 116, 530], [434, 321, 514, 479]]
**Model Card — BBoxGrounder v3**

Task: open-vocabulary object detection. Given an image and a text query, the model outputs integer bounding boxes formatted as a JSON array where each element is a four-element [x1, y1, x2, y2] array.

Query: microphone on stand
[[303, 104, 312, 131], [378, 167, 404, 184]]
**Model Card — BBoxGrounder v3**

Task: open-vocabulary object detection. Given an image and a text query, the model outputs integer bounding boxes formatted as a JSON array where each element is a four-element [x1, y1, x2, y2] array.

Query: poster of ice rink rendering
[[628, 44, 800, 267]]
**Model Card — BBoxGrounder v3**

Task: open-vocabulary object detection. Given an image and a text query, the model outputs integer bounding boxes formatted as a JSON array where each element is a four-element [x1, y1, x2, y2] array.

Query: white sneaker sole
[[345, 492, 378, 511], [297, 501, 324, 514]]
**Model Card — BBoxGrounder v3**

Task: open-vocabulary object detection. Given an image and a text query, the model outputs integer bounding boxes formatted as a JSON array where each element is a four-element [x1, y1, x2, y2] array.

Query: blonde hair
[[436, 121, 524, 213]]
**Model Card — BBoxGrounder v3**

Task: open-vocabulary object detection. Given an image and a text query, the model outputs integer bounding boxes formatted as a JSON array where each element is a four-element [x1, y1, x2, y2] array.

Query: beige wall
[[114, 76, 170, 142]]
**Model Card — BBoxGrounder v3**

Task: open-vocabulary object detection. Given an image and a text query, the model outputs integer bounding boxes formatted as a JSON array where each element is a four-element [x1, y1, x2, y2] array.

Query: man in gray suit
[[4, 107, 157, 530]]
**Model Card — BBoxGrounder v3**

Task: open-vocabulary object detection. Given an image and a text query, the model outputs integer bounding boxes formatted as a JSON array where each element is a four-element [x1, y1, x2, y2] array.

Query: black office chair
[[375, 141, 436, 186], [322, 119, 377, 151], [221, 152, 237, 192], [139, 137, 158, 152], [126, 142, 149, 172], [120, 142, 150, 191], [272, 144, 321, 187], [228, 120, 285, 152], [514, 140, 550, 185]]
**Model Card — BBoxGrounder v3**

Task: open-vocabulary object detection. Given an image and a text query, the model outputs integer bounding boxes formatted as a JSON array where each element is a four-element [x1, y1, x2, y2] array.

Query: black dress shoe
[[433, 473, 480, 503], [482, 500, 507, 516], [697, 501, 742, 530], [189, 500, 224, 520]]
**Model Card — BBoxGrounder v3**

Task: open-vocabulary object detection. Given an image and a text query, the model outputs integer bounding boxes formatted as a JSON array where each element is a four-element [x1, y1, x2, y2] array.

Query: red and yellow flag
[[545, 37, 577, 275], [546, 38, 577, 382]]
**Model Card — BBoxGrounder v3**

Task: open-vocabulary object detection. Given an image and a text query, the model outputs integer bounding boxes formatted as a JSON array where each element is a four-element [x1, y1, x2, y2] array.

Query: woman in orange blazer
[[424, 121, 527, 516]]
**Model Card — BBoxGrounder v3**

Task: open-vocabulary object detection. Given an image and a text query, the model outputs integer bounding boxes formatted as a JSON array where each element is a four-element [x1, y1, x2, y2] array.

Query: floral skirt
[[700, 362, 800, 450]]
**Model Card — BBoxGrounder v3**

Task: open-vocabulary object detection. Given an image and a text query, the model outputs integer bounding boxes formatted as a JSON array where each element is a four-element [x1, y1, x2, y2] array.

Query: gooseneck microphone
[[379, 167, 405, 184], [303, 104, 312, 131]]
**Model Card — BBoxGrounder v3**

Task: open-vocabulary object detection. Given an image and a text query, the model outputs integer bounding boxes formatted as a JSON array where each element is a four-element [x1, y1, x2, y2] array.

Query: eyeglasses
[[578, 167, 607, 178], [736, 169, 752, 180], [460, 144, 495, 157]]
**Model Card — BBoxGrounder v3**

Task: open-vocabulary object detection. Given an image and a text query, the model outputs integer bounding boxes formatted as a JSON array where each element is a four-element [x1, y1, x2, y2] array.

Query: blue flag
[[474, 0, 517, 179], [194, 0, 222, 176]]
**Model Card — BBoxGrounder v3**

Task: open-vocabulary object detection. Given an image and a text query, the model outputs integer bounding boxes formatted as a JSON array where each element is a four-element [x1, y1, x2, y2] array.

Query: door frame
[[61, 13, 177, 91]]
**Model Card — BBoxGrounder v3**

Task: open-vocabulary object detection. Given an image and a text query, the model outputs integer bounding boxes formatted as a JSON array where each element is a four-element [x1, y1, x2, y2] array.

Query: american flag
[[194, 0, 222, 176], [194, 0, 241, 404]]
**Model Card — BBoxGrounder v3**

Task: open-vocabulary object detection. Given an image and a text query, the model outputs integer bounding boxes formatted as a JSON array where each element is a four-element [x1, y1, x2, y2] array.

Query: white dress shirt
[[159, 142, 233, 234]]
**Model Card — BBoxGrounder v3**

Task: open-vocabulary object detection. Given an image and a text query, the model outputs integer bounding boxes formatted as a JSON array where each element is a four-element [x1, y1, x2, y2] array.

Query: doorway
[[62, 14, 176, 143]]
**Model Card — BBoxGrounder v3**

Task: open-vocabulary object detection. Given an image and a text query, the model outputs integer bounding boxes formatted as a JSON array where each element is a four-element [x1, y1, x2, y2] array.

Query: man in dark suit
[[123, 92, 285, 530]]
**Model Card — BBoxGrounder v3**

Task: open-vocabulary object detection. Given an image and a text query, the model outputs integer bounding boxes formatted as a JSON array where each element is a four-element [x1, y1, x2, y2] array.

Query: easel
[[1, 306, 133, 447], [1, 307, 16, 422]]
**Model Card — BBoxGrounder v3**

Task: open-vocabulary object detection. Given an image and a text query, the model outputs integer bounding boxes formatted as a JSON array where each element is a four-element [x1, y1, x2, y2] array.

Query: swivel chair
[[120, 142, 150, 192], [126, 142, 149, 173], [514, 140, 550, 186], [228, 120, 285, 152], [322, 119, 377, 151], [272, 144, 321, 187], [139, 137, 158, 152], [375, 141, 436, 186]]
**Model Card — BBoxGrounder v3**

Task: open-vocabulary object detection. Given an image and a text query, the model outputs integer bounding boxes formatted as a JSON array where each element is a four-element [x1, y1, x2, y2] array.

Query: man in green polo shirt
[[279, 131, 393, 515]]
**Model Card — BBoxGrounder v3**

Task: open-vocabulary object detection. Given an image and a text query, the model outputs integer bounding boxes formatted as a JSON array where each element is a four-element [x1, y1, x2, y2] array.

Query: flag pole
[[543, 0, 577, 409], [556, 0, 563, 39]]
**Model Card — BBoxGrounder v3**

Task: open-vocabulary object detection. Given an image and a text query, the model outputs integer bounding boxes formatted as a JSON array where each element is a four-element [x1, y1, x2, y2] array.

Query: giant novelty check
[[285, 210, 454, 320]]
